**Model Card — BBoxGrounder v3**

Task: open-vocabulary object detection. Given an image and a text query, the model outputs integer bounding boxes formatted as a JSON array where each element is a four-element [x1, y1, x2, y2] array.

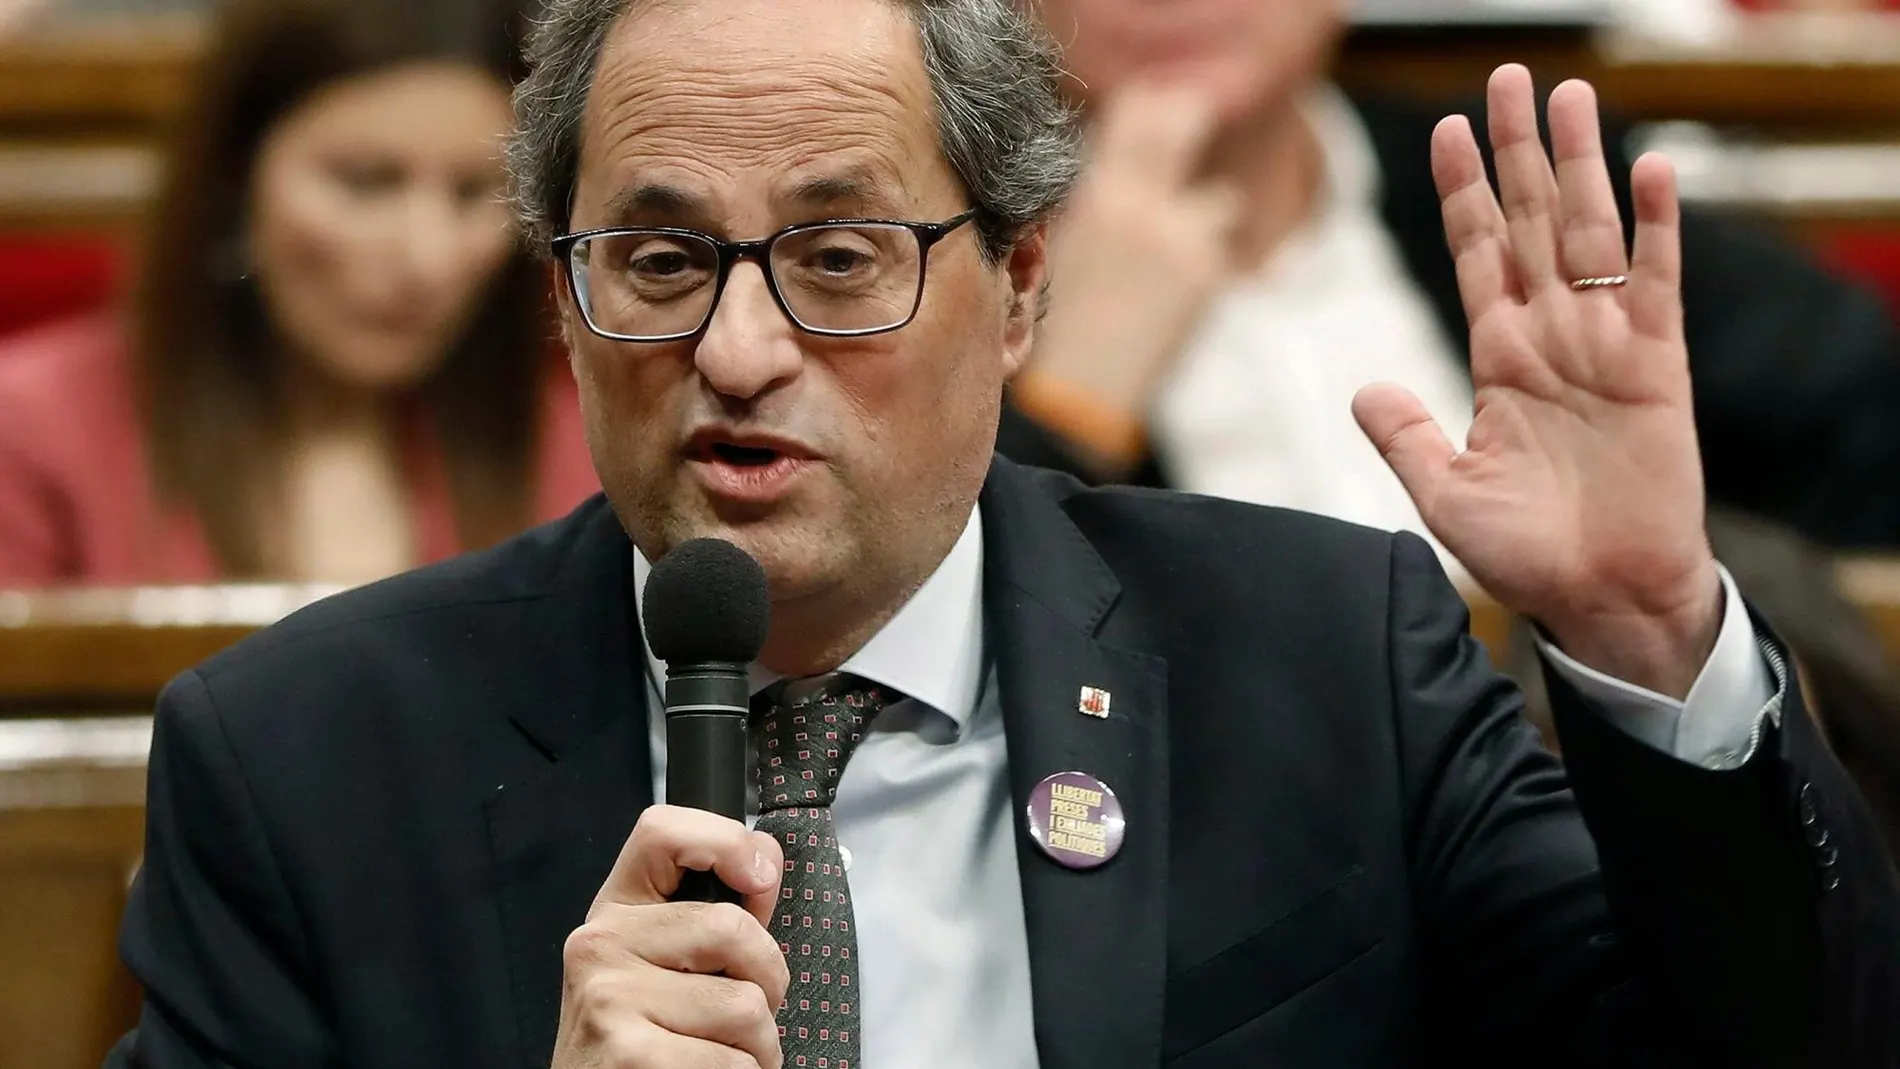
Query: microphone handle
[[664, 662, 750, 905]]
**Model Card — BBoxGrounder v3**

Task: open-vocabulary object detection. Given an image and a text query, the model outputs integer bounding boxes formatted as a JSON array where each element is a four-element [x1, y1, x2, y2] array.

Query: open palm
[[1353, 66, 1719, 673]]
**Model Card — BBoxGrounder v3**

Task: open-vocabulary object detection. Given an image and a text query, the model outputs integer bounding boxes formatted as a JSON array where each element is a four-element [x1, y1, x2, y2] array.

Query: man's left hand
[[1352, 64, 1720, 700]]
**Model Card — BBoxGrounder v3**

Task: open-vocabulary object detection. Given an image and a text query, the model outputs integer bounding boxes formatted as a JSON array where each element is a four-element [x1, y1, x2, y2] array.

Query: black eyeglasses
[[551, 209, 978, 342]]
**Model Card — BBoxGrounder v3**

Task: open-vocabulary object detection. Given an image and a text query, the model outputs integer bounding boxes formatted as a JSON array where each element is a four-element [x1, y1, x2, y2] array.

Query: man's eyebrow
[[601, 182, 709, 225], [784, 170, 900, 212]]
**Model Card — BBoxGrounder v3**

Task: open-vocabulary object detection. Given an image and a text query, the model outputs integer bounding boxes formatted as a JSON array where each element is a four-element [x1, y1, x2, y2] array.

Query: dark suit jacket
[[110, 461, 1899, 1068], [998, 93, 1900, 549]]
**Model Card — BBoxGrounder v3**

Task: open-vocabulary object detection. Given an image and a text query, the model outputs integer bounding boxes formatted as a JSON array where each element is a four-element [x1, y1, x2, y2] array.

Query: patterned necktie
[[753, 675, 891, 1069]]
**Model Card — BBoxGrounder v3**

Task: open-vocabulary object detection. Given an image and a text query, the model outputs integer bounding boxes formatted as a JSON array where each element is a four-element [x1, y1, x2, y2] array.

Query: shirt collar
[[633, 504, 987, 732]]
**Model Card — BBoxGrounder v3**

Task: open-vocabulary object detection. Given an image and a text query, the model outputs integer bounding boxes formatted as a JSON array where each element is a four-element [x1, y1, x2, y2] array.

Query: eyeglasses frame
[[550, 208, 980, 343]]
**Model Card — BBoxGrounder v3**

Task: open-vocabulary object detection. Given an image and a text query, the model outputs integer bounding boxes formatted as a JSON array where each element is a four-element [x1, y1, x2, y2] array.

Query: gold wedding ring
[[1569, 275, 1630, 291]]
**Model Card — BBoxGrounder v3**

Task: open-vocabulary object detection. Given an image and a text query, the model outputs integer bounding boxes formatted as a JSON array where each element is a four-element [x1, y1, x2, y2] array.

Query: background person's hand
[[1353, 65, 1721, 699], [1018, 84, 1242, 475], [551, 805, 788, 1069]]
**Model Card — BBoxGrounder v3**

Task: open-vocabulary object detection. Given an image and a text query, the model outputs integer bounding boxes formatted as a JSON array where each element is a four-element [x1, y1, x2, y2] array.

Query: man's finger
[[643, 973, 785, 1069], [1352, 383, 1456, 518], [1432, 114, 1519, 324], [583, 900, 792, 1008], [1628, 151, 1686, 344], [611, 1021, 775, 1069], [596, 805, 783, 918], [1485, 64, 1562, 292], [1547, 79, 1630, 287]]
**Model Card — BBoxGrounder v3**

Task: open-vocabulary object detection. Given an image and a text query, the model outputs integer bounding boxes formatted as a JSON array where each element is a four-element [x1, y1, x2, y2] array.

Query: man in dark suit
[[1004, 0, 1900, 551], [109, 0, 1899, 1067]]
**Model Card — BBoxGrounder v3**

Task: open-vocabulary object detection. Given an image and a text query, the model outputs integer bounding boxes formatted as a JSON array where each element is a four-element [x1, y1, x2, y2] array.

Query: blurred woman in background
[[0, 0, 596, 587]]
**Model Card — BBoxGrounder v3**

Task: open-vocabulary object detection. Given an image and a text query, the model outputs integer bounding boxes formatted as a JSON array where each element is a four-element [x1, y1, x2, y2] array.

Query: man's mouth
[[683, 431, 817, 503], [687, 429, 815, 465], [705, 441, 783, 467]]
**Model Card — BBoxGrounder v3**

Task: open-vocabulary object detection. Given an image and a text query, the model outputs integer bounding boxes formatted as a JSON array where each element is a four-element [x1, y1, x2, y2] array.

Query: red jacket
[[0, 314, 600, 587]]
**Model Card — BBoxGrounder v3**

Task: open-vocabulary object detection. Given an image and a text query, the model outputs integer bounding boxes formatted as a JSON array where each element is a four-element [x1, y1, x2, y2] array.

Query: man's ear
[[548, 261, 583, 359], [999, 222, 1049, 379]]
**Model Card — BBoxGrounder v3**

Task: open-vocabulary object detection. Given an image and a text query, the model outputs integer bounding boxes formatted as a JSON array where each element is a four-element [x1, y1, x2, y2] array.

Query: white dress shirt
[[1152, 87, 1477, 575], [633, 504, 1774, 1066]]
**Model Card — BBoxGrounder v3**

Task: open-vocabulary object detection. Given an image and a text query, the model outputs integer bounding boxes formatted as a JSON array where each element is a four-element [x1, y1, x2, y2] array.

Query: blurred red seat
[[0, 236, 123, 343], [1818, 229, 1900, 323]]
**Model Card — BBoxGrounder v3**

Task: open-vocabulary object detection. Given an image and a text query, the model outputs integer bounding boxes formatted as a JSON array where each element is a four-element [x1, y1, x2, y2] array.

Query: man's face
[[562, 0, 1043, 612], [1038, 0, 1345, 121]]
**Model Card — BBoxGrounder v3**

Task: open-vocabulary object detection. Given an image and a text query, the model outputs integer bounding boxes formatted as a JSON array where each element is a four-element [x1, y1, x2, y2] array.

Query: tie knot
[[753, 675, 892, 812]]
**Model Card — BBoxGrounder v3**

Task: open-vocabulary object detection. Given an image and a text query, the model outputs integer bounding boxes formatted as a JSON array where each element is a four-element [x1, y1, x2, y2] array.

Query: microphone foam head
[[644, 537, 771, 665]]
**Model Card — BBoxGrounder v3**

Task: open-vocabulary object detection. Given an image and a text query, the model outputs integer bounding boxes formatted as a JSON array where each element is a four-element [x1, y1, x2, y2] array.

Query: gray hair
[[505, 0, 1080, 261]]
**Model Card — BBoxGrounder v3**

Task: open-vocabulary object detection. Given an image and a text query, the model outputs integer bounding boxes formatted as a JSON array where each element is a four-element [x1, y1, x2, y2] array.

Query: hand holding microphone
[[551, 806, 787, 1069], [552, 539, 787, 1069]]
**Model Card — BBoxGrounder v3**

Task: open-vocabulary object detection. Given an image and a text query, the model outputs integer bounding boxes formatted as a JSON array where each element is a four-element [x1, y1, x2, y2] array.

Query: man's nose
[[694, 261, 803, 401]]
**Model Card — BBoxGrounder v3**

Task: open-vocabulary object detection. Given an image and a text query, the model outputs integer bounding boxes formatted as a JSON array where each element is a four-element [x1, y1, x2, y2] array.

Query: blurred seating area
[[0, 13, 191, 335], [1337, 7, 1900, 312], [10, 4, 1900, 336], [0, 584, 336, 1069], [0, 0, 597, 1062], [5, 4, 1900, 334], [5, 0, 1900, 1066]]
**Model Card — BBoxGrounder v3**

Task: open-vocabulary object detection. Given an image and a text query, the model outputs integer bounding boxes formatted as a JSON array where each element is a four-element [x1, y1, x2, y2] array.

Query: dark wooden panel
[[1338, 15, 1900, 134], [5, 13, 1900, 135], [0, 17, 203, 139], [0, 586, 334, 713], [0, 723, 150, 1069]]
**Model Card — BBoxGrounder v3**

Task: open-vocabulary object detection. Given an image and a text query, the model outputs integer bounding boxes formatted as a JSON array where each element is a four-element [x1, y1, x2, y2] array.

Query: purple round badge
[[1026, 771, 1126, 870]]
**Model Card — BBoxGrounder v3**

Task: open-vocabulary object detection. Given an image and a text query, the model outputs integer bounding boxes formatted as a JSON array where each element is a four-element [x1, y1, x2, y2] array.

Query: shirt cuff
[[1535, 565, 1781, 770]]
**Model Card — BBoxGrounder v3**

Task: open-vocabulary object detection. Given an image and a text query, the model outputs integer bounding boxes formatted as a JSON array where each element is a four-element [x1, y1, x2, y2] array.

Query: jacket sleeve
[[1387, 531, 1900, 1067], [107, 670, 334, 1068]]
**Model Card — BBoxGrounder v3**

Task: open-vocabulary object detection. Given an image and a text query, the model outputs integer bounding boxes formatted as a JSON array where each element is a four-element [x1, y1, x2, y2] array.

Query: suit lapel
[[481, 474, 1172, 1067], [981, 460, 1171, 1069], [484, 501, 655, 1068]]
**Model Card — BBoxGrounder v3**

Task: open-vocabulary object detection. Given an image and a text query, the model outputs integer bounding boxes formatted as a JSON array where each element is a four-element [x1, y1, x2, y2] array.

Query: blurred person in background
[[999, 0, 1900, 556], [0, 0, 597, 588]]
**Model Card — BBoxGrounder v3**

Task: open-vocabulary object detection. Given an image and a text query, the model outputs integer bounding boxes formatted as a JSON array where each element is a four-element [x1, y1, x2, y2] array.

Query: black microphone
[[645, 537, 771, 904]]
